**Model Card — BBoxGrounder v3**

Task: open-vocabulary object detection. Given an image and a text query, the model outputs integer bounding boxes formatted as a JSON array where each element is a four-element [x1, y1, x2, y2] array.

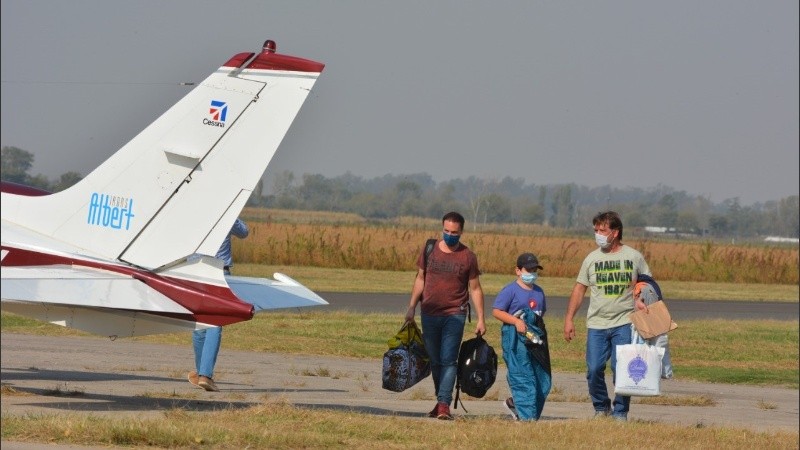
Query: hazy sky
[[2, 1, 797, 205]]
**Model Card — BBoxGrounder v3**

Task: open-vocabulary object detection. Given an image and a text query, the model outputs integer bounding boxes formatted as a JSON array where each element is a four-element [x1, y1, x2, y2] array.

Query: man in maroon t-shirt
[[404, 211, 486, 420]]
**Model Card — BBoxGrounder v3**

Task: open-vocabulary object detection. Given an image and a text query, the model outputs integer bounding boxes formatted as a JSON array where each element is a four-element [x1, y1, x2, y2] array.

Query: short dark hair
[[442, 211, 465, 230], [592, 211, 623, 241]]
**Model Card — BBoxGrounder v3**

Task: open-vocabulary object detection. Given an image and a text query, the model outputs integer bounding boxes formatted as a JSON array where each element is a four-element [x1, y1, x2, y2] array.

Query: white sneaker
[[503, 397, 519, 420]]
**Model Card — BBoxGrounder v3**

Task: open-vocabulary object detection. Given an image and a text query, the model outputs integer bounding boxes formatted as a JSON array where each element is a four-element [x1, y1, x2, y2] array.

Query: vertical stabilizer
[[0, 41, 324, 270]]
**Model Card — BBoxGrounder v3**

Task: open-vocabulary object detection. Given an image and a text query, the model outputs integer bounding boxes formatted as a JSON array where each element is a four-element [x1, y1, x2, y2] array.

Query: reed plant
[[234, 211, 798, 284]]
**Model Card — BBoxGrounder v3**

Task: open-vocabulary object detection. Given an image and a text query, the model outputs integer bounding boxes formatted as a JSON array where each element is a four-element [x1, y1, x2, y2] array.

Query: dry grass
[[635, 394, 716, 407], [233, 214, 798, 284], [0, 385, 34, 397], [41, 383, 85, 397], [757, 399, 778, 410], [1, 402, 797, 449], [300, 366, 332, 377], [137, 390, 201, 400]]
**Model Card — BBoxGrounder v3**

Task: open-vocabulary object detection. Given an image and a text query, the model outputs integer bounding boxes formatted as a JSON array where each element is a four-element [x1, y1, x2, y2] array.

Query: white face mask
[[595, 232, 612, 249]]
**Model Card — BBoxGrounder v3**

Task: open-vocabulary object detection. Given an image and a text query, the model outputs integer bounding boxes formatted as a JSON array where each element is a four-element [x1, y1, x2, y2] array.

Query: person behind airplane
[[404, 211, 486, 420], [634, 274, 674, 379], [188, 218, 249, 392], [563, 211, 650, 421], [492, 252, 551, 421]]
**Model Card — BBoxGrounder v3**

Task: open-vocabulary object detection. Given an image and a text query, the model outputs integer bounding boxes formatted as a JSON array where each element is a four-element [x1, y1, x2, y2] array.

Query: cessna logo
[[203, 100, 228, 128]]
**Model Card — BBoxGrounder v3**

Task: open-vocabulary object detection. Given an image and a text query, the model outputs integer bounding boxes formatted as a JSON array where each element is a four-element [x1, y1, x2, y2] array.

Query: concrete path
[[1, 332, 797, 449]]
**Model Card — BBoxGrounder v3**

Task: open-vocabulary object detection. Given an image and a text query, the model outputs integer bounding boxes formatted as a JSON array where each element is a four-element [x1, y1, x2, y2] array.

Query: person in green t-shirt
[[563, 211, 650, 422]]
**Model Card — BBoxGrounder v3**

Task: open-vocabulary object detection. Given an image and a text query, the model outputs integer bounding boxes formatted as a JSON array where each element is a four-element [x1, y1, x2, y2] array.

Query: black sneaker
[[427, 402, 439, 418], [503, 397, 519, 420]]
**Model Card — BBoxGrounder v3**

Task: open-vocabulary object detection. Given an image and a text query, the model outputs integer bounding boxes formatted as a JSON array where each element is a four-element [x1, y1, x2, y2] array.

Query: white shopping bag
[[614, 343, 665, 396]]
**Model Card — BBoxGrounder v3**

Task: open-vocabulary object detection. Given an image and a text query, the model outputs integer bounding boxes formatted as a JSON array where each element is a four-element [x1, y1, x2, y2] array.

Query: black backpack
[[454, 335, 497, 410], [423, 238, 436, 272]]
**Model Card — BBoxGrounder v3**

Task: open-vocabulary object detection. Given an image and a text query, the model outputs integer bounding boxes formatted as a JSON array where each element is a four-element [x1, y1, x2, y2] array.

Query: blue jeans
[[586, 324, 632, 417], [193, 326, 222, 378], [421, 313, 467, 405]]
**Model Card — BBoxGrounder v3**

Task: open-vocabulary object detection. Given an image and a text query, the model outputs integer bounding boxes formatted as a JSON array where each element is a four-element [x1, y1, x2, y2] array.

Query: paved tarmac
[[312, 292, 799, 321], [1, 331, 797, 450]]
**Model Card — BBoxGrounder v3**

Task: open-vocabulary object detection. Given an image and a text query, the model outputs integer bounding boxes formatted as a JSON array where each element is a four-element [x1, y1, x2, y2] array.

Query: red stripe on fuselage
[[0, 246, 254, 326], [1, 181, 52, 196]]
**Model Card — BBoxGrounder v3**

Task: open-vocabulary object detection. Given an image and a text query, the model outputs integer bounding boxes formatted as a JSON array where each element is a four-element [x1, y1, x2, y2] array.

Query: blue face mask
[[521, 272, 539, 285], [442, 232, 460, 247]]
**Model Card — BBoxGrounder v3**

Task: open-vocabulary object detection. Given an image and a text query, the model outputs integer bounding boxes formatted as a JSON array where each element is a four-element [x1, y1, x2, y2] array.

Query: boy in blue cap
[[492, 252, 552, 421]]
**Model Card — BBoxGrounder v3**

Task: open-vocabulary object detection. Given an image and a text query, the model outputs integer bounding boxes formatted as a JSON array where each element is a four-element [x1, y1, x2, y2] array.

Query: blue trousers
[[502, 324, 551, 420], [586, 324, 632, 418], [421, 313, 466, 405], [192, 326, 222, 378]]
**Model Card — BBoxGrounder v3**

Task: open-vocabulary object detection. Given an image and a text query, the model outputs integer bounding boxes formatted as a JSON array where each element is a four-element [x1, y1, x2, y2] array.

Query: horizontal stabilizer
[[1, 302, 211, 338], [226, 273, 328, 311], [1, 265, 190, 314]]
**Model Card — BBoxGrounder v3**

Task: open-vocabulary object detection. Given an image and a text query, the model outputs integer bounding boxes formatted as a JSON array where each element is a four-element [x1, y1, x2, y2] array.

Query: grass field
[[1, 406, 796, 450], [233, 264, 800, 302]]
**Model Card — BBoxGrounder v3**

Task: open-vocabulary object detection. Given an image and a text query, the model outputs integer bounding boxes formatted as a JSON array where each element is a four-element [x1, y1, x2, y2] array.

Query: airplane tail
[[1, 40, 324, 271], [1, 41, 329, 337]]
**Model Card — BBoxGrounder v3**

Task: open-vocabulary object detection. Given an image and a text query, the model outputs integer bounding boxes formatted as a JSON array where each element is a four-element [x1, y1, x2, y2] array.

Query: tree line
[[2, 145, 798, 240], [259, 171, 798, 240]]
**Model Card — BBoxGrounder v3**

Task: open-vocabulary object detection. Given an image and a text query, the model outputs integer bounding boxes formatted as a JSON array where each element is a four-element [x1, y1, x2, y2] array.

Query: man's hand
[[474, 319, 486, 336], [404, 306, 416, 324], [564, 319, 576, 342], [564, 282, 586, 342]]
